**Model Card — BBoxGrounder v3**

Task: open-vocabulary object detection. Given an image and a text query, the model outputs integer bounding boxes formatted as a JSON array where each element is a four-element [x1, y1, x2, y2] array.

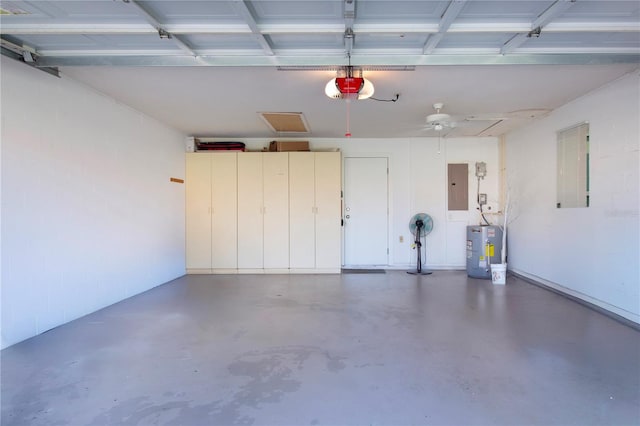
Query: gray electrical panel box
[[466, 225, 503, 279]]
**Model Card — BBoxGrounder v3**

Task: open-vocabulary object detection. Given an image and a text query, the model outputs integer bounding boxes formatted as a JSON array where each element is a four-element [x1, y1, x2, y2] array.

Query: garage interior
[[1, 1, 639, 425]]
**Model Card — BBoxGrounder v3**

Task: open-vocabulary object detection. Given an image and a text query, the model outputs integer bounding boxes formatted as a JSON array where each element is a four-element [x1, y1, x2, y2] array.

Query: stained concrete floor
[[2, 271, 639, 426]]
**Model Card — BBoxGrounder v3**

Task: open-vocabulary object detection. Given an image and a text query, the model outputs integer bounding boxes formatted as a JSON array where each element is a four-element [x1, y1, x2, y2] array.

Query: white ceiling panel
[[16, 33, 178, 52], [456, 1, 554, 23], [1, 0, 140, 21], [138, 0, 241, 24], [247, 1, 343, 22], [521, 32, 640, 50], [268, 33, 345, 50], [184, 33, 263, 50], [436, 33, 515, 50], [557, 1, 640, 22], [355, 1, 446, 22], [353, 33, 429, 49]]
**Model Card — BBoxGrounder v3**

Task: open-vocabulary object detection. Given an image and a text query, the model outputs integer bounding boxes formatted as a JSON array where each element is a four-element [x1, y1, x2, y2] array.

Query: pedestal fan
[[407, 213, 433, 275]]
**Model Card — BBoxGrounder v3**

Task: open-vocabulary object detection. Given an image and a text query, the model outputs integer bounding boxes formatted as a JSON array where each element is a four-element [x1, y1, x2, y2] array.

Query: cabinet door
[[289, 152, 316, 268], [237, 153, 264, 269], [211, 153, 237, 269], [263, 153, 289, 269], [185, 153, 212, 269], [315, 152, 342, 269]]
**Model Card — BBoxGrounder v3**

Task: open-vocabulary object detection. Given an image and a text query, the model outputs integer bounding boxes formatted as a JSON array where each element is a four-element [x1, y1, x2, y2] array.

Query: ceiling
[[1, 0, 639, 138]]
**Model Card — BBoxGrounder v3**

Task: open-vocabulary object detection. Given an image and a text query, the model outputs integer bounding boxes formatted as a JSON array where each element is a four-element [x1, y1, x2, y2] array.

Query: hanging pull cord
[[345, 98, 352, 137]]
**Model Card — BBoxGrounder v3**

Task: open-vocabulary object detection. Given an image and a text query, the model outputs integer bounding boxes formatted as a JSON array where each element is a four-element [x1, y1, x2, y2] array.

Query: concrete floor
[[2, 271, 639, 426]]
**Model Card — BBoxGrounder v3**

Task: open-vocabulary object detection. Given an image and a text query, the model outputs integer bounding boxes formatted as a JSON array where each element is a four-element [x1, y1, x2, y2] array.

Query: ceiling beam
[[501, 0, 577, 55], [124, 0, 198, 57], [3, 21, 637, 36], [231, 0, 274, 56], [344, 0, 356, 56], [423, 0, 468, 54], [1, 36, 59, 77], [34, 53, 640, 68]]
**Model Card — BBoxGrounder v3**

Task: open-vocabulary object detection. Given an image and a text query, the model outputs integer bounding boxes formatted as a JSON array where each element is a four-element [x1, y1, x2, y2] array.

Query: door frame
[[341, 154, 392, 267]]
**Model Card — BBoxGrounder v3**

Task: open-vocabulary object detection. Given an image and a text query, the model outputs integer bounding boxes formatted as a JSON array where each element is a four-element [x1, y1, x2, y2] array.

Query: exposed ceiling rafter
[[123, 0, 198, 57], [32, 53, 640, 68], [423, 0, 468, 54], [0, 35, 59, 76], [344, 0, 357, 56], [501, 0, 577, 55], [231, 0, 275, 56]]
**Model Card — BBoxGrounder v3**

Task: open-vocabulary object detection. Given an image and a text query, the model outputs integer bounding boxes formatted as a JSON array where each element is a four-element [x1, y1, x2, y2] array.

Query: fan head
[[426, 103, 451, 124], [409, 213, 433, 236]]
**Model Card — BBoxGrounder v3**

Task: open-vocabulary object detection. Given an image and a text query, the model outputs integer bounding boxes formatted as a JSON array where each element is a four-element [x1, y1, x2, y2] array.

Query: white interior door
[[344, 157, 389, 266]]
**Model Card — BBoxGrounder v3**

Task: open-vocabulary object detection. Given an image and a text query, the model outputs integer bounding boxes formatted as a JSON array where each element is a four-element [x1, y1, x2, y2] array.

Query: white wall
[[1, 58, 186, 349], [505, 70, 640, 323], [218, 136, 500, 269]]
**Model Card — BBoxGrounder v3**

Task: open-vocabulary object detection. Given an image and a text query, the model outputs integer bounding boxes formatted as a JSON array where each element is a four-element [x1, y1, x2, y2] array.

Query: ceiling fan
[[424, 102, 459, 132]]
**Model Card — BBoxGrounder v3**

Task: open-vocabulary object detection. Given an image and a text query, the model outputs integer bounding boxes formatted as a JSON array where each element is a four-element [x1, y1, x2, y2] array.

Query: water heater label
[[487, 228, 496, 237]]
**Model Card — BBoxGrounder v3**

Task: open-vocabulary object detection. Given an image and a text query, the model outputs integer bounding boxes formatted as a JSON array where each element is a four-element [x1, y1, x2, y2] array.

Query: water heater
[[466, 225, 503, 279]]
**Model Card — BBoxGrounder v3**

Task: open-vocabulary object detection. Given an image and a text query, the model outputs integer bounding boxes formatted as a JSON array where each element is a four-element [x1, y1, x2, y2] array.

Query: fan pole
[[407, 219, 432, 276]]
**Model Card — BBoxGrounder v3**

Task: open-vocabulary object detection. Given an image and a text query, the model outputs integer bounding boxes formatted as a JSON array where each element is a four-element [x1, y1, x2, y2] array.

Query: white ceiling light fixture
[[325, 65, 374, 100]]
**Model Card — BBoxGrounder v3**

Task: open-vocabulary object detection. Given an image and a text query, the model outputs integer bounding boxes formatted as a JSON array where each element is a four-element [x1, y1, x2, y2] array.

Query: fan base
[[407, 271, 432, 275]]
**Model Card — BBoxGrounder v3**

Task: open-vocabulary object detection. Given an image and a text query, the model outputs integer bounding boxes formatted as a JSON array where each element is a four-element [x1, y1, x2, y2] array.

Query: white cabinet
[[314, 152, 342, 270], [237, 152, 290, 270], [237, 153, 264, 269], [185, 152, 237, 272], [289, 152, 316, 269], [186, 151, 339, 273], [185, 154, 212, 270], [289, 152, 341, 272], [263, 153, 290, 269]]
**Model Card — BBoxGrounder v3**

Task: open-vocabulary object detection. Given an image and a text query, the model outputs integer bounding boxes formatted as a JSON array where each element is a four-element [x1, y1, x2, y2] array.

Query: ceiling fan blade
[[464, 114, 508, 121], [465, 108, 551, 121]]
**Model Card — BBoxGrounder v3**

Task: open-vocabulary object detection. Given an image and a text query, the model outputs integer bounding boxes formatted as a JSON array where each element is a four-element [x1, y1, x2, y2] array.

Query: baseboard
[[186, 268, 340, 275], [510, 268, 640, 330]]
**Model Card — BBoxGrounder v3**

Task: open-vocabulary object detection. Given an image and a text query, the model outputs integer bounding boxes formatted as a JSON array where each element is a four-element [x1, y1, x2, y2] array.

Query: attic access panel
[[259, 112, 311, 134]]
